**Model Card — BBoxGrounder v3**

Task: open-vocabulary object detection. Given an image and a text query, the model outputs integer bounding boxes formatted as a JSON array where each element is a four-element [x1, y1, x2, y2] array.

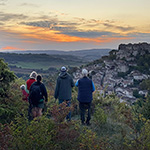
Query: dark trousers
[[79, 102, 91, 124], [28, 103, 33, 121]]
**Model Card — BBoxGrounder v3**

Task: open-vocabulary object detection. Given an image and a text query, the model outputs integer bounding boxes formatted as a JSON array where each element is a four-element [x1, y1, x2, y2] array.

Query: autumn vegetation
[[0, 58, 150, 150]]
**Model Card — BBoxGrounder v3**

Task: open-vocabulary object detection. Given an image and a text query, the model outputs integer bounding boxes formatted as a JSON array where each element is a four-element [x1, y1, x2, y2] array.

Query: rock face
[[116, 43, 150, 59], [73, 42, 150, 104]]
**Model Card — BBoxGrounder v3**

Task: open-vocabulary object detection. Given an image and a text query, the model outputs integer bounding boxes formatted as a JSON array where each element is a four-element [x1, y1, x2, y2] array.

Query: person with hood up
[[75, 69, 95, 125], [25, 71, 37, 94], [54, 66, 74, 121], [20, 84, 28, 102]]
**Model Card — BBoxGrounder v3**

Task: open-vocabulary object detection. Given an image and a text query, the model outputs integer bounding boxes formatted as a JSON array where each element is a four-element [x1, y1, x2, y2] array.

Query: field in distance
[[0, 53, 87, 70]]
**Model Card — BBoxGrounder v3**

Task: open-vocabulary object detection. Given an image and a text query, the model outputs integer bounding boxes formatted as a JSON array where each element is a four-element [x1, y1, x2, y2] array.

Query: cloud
[[21, 20, 125, 38], [0, 3, 5, 5], [1, 46, 24, 50], [74, 17, 135, 32], [128, 32, 150, 37], [0, 11, 28, 22], [103, 23, 135, 32], [0, 25, 134, 51], [21, 20, 79, 28], [21, 20, 58, 28], [0, 0, 7, 5], [36, 15, 52, 20], [19, 3, 39, 7], [74, 17, 135, 33], [0, 12, 139, 48], [15, 26, 132, 44], [59, 30, 119, 38]]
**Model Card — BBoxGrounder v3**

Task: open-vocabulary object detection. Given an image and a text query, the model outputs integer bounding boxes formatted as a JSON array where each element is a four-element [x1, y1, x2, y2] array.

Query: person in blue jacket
[[54, 66, 74, 121], [75, 69, 95, 125]]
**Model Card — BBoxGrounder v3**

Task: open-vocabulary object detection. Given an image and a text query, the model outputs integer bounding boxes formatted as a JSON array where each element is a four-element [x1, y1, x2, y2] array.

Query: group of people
[[21, 66, 95, 125], [21, 72, 48, 119]]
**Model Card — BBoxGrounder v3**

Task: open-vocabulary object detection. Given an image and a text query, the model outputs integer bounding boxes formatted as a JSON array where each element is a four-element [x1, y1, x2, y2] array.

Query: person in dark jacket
[[75, 69, 95, 125], [54, 66, 74, 121], [29, 74, 48, 118]]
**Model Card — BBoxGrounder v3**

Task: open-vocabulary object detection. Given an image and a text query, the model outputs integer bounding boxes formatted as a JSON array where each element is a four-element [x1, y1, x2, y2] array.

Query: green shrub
[[79, 127, 108, 150], [0, 59, 28, 124], [138, 120, 150, 149], [0, 123, 12, 150], [10, 116, 56, 150], [93, 104, 107, 126], [54, 121, 80, 150], [0, 58, 16, 99], [0, 78, 29, 124]]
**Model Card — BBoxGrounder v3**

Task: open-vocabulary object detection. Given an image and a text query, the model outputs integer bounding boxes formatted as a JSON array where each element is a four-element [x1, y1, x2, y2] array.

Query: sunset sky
[[0, 0, 150, 51]]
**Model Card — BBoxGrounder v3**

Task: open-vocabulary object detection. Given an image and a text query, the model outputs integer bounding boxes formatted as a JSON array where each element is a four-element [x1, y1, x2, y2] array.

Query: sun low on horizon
[[0, 0, 150, 51]]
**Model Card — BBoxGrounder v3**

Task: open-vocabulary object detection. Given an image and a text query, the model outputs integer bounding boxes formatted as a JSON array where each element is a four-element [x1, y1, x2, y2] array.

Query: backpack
[[29, 84, 43, 105]]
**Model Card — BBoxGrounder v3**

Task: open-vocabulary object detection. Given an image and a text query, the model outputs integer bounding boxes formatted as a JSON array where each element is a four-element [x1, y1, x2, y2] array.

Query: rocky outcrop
[[116, 42, 150, 59]]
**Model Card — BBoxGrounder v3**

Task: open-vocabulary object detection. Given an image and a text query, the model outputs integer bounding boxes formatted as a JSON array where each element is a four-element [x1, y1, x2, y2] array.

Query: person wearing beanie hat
[[75, 68, 95, 125], [54, 66, 74, 121], [61, 66, 67, 72]]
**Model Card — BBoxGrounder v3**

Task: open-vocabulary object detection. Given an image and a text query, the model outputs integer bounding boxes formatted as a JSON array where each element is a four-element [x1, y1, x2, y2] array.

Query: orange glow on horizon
[[17, 26, 133, 44], [1, 46, 24, 50], [2, 25, 135, 47]]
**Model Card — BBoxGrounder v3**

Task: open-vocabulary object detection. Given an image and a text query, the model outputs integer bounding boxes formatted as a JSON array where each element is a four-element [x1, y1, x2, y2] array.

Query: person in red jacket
[[25, 71, 37, 120], [20, 84, 28, 102], [25, 71, 37, 94]]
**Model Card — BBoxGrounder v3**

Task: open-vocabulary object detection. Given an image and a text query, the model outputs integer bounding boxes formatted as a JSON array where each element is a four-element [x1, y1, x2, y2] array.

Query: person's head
[[82, 69, 88, 77], [20, 84, 25, 90], [88, 70, 93, 79], [61, 66, 67, 72], [29, 71, 37, 79], [37, 74, 42, 83]]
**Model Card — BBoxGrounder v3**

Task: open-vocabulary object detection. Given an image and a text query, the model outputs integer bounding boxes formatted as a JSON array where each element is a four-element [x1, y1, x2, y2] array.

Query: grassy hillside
[[10, 49, 111, 61], [0, 53, 86, 70]]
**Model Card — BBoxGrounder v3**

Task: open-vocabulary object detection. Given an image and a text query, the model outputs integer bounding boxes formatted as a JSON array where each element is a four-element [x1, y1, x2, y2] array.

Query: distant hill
[[8, 49, 111, 62], [0, 53, 86, 70], [0, 48, 111, 79]]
